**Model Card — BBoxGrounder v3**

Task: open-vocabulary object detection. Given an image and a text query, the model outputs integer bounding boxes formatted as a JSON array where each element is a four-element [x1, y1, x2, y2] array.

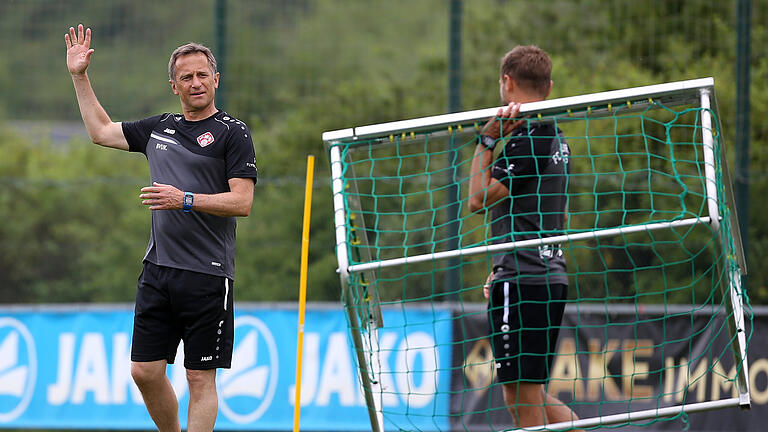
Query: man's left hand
[[140, 182, 184, 210], [483, 272, 494, 299], [480, 102, 525, 141]]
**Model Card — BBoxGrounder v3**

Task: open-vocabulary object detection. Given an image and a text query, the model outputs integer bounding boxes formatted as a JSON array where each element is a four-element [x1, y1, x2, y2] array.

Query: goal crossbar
[[504, 398, 743, 431], [347, 217, 710, 274], [323, 77, 714, 144]]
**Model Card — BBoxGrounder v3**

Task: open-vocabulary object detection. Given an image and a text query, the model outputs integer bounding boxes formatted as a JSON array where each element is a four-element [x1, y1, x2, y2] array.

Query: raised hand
[[65, 24, 94, 76], [480, 102, 525, 141]]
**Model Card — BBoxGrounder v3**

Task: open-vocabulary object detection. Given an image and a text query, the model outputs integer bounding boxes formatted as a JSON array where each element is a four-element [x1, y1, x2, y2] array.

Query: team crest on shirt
[[197, 132, 215, 147]]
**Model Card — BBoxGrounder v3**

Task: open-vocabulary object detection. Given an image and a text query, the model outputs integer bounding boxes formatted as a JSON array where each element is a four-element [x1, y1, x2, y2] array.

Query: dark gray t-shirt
[[122, 111, 258, 279], [489, 122, 569, 285]]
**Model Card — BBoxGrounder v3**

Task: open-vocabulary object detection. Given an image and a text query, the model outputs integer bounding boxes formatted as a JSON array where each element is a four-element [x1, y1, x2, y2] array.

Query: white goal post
[[324, 77, 750, 432]]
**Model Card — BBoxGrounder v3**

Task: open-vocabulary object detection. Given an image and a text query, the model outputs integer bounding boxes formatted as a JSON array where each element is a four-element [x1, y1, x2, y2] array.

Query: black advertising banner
[[451, 305, 766, 431]]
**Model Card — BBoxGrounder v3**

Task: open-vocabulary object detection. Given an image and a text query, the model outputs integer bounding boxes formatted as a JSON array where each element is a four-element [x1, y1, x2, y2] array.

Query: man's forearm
[[71, 73, 127, 150], [140, 180, 254, 217], [467, 144, 495, 211], [189, 191, 253, 217]]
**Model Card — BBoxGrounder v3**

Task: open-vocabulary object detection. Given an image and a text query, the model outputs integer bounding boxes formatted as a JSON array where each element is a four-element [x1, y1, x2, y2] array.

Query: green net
[[326, 82, 751, 431]]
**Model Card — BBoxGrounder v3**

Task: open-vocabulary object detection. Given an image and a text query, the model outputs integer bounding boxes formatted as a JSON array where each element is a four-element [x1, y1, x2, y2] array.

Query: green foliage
[[0, 128, 149, 302], [1, 0, 766, 304], [2, 0, 219, 120]]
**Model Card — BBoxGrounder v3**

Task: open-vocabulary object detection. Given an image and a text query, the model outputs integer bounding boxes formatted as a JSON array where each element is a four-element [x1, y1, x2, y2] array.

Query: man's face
[[170, 52, 219, 113]]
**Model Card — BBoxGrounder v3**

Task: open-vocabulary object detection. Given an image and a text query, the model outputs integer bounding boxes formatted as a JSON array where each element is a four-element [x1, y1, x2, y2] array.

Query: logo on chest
[[197, 131, 215, 147]]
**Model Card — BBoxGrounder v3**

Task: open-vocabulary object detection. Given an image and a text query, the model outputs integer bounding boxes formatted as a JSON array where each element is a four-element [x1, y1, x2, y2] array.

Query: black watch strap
[[479, 135, 497, 150]]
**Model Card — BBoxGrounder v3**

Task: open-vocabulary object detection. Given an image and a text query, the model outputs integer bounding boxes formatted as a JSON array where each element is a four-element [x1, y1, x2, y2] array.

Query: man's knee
[[131, 361, 167, 388], [186, 369, 216, 392], [502, 383, 517, 406], [503, 382, 544, 406]]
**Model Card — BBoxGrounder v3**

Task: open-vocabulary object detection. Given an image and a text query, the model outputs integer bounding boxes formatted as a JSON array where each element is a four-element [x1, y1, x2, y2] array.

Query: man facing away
[[468, 45, 581, 430], [65, 24, 258, 432]]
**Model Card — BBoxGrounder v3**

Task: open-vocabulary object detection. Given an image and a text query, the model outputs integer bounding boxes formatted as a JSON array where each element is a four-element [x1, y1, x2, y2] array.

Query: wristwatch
[[183, 192, 194, 212], [479, 135, 496, 150]]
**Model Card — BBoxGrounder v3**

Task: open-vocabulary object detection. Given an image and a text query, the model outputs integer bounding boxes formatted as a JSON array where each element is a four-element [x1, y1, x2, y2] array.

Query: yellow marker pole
[[293, 155, 315, 432]]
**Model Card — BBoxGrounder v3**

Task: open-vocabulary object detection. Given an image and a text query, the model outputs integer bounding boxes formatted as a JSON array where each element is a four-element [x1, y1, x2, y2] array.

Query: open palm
[[65, 24, 94, 76]]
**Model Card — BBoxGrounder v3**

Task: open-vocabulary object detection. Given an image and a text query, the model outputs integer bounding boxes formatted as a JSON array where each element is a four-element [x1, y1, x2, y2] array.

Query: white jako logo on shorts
[[218, 316, 279, 424], [0, 317, 37, 422], [196, 132, 215, 147]]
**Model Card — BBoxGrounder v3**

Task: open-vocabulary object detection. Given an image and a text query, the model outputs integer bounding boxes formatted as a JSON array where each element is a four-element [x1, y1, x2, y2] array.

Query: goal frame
[[324, 77, 749, 432]]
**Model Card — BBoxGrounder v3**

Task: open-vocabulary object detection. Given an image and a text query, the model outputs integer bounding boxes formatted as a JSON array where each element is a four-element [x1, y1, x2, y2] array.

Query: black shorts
[[488, 280, 567, 383], [131, 261, 234, 370]]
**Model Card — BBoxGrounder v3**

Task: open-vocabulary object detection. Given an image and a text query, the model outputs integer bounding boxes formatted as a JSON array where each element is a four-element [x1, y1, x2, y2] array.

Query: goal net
[[323, 78, 751, 431]]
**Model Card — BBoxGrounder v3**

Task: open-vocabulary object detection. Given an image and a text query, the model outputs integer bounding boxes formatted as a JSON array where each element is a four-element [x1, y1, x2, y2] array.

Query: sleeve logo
[[196, 132, 215, 147]]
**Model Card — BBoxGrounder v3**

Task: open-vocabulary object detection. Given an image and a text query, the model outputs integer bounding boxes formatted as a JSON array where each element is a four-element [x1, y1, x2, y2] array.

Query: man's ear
[[213, 72, 220, 89], [545, 80, 553, 98], [169, 80, 179, 95], [502, 74, 514, 93]]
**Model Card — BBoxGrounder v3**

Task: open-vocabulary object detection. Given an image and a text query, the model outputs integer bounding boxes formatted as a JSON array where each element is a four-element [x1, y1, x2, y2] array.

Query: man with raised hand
[[468, 45, 580, 430], [66, 24, 258, 432]]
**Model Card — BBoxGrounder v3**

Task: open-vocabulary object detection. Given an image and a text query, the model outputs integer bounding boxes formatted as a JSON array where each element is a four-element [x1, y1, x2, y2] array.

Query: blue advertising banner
[[0, 305, 452, 431]]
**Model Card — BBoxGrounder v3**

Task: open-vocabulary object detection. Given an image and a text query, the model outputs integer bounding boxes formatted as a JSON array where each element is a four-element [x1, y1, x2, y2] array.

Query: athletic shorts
[[131, 261, 234, 370], [487, 280, 567, 383]]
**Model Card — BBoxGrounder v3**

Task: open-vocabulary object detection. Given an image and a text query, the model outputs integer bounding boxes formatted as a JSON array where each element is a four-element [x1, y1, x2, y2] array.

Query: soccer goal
[[323, 78, 751, 431]]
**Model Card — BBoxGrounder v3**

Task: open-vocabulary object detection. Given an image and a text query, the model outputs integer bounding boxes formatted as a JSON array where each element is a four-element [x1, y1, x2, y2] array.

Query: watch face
[[185, 194, 193, 206], [482, 135, 496, 148]]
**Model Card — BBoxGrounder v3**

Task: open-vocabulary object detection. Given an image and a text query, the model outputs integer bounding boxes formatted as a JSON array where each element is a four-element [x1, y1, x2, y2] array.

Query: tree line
[[1, 0, 766, 305]]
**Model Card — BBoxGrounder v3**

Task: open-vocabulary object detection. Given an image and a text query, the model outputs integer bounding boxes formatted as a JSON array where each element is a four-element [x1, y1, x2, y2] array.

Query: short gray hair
[[168, 43, 218, 81]]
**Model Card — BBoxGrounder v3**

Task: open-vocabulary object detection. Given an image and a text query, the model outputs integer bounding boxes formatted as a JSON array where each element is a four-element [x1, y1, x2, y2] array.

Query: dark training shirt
[[122, 111, 258, 280], [489, 122, 569, 286]]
